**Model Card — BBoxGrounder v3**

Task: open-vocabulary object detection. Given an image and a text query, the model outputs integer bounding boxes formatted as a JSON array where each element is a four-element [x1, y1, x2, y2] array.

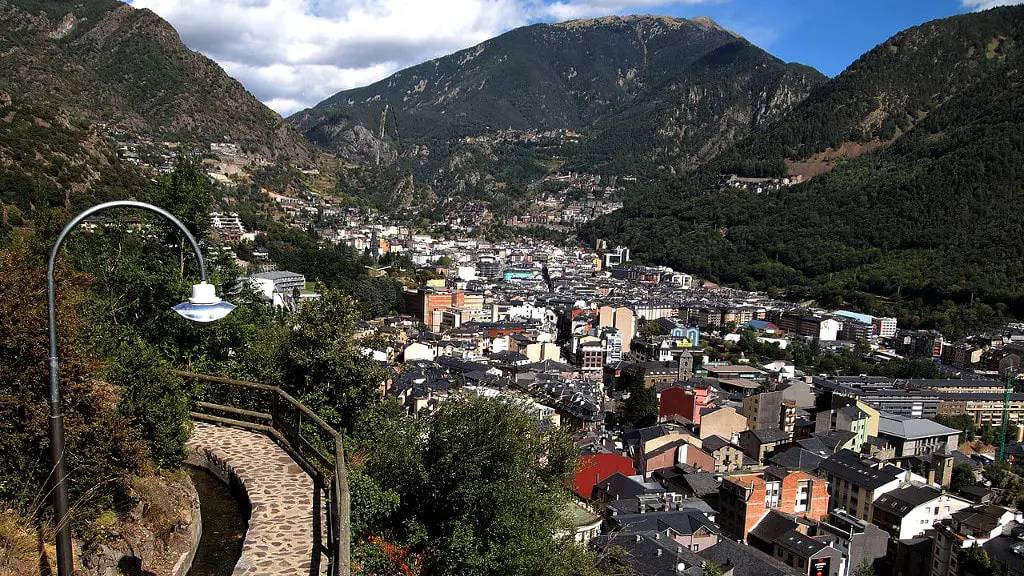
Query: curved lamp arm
[[44, 200, 211, 576]]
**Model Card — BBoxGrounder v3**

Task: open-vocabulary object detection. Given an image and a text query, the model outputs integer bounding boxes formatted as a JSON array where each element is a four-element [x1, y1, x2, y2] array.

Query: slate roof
[[597, 472, 665, 501], [749, 428, 792, 443], [773, 530, 830, 557], [593, 533, 704, 576], [697, 539, 803, 576], [702, 435, 737, 453], [749, 510, 799, 545], [817, 450, 905, 490], [873, 485, 942, 516], [813, 430, 858, 451], [769, 446, 825, 472], [795, 436, 831, 455], [878, 413, 959, 440], [677, 472, 720, 497]]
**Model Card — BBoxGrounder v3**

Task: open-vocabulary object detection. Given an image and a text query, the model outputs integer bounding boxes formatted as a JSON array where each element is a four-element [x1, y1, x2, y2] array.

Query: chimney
[[636, 534, 642, 543], [657, 548, 664, 557]]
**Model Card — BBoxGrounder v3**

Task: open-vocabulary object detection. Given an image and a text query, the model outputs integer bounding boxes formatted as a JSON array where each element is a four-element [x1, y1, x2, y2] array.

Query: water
[[187, 466, 250, 576]]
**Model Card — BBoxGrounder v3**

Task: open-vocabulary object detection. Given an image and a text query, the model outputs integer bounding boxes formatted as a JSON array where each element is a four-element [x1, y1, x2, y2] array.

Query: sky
[[126, 0, 1024, 117]]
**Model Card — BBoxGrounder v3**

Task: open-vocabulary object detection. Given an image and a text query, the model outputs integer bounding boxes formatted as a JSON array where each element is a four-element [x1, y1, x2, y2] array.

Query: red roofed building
[[573, 453, 637, 499], [659, 383, 713, 425]]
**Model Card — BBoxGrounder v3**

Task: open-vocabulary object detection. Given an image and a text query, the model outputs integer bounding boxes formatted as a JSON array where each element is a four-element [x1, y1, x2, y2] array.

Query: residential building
[[659, 382, 712, 424], [700, 406, 749, 440], [815, 405, 873, 453], [815, 510, 890, 576], [739, 428, 793, 463], [931, 505, 1016, 576], [744, 390, 783, 430], [572, 452, 637, 499], [870, 485, 971, 540], [718, 469, 830, 541], [703, 435, 747, 473], [776, 313, 842, 341], [816, 450, 915, 521], [771, 530, 843, 576]]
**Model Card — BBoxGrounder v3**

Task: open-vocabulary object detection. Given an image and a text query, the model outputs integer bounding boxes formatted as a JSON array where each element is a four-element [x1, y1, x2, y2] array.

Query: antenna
[[376, 104, 389, 166]]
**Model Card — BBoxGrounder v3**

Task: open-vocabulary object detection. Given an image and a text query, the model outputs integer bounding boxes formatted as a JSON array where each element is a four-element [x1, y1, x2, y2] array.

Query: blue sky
[[657, 0, 1005, 76], [130, 0, 1022, 114]]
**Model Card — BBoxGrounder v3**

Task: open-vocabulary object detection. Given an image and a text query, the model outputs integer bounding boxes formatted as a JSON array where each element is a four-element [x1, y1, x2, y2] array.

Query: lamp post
[[47, 200, 234, 575]]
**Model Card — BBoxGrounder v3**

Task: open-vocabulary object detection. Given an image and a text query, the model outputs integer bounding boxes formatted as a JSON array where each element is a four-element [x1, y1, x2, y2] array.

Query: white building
[[871, 485, 971, 540]]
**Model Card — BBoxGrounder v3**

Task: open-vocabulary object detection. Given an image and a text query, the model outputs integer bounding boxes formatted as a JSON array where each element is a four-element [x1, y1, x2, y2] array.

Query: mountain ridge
[[288, 14, 825, 173]]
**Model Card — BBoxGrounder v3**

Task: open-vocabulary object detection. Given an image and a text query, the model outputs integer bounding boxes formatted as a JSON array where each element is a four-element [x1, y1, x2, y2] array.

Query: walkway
[[187, 422, 327, 576]]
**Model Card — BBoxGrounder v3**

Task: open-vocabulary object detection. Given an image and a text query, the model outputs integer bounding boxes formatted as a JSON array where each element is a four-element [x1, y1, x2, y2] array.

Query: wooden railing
[[173, 371, 350, 576]]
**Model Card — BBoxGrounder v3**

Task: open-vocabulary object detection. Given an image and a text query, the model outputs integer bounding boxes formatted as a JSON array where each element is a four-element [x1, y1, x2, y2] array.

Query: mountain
[[585, 6, 1024, 337], [714, 5, 1024, 178], [0, 0, 318, 215], [288, 15, 824, 172]]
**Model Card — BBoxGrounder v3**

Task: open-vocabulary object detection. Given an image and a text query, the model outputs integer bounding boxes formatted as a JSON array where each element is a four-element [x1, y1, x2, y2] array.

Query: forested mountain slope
[[586, 6, 1024, 336]]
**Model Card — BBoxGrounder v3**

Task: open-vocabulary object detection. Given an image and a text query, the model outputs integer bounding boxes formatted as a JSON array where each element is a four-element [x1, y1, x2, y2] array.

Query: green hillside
[[585, 6, 1024, 337], [289, 15, 824, 173]]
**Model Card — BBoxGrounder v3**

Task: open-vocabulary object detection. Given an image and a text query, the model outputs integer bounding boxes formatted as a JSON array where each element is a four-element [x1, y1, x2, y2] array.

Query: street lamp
[[47, 200, 234, 575]]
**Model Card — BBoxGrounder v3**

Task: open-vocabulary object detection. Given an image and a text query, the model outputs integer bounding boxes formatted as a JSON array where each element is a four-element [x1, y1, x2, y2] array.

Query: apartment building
[[816, 450, 914, 522], [871, 485, 971, 540], [718, 469, 829, 541]]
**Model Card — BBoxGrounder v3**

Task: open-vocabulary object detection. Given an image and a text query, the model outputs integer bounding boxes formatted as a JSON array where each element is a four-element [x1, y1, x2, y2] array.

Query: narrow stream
[[187, 466, 251, 576]]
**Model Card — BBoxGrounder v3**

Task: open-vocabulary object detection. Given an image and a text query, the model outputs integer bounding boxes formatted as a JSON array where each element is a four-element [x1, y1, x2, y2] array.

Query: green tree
[[0, 248, 147, 526], [703, 562, 724, 576], [621, 385, 659, 430], [951, 464, 977, 494], [105, 340, 192, 470], [239, 284, 387, 432], [350, 397, 600, 576], [853, 560, 877, 576]]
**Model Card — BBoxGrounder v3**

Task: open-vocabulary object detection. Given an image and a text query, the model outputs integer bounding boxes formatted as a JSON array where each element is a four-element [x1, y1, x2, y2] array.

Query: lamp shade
[[172, 281, 235, 322]]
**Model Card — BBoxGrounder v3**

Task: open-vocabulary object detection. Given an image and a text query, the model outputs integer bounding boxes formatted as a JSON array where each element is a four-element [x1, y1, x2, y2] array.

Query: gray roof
[[817, 450, 905, 490], [702, 435, 738, 453], [769, 447, 825, 472], [878, 413, 959, 440], [749, 428, 792, 444], [773, 530, 830, 557], [873, 485, 942, 515], [698, 539, 803, 576]]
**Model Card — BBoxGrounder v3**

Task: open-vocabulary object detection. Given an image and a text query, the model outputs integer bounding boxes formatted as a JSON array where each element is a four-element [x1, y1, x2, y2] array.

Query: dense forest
[[586, 6, 1024, 337]]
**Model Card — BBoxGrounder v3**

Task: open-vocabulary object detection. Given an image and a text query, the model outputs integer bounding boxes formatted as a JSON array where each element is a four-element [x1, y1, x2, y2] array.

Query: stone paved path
[[188, 422, 327, 576]]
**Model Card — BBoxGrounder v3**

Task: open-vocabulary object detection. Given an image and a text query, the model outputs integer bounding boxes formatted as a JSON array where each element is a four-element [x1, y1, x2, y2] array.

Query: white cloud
[[961, 0, 1024, 10], [127, 0, 722, 115]]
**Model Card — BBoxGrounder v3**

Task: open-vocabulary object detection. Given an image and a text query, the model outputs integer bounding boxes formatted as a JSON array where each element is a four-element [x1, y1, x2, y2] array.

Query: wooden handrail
[[175, 370, 350, 576]]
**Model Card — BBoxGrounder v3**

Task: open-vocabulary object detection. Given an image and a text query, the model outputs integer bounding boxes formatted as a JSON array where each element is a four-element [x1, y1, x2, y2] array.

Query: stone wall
[[76, 473, 202, 576]]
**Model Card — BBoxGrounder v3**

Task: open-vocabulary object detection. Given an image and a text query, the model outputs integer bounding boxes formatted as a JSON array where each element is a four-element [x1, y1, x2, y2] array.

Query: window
[[692, 544, 700, 551]]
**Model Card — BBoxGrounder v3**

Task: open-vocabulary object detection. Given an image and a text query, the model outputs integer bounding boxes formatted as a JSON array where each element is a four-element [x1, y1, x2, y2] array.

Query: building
[[771, 530, 843, 576], [739, 428, 793, 463], [815, 510, 890, 576], [718, 469, 830, 541], [703, 435, 748, 473], [659, 382, 712, 424], [816, 450, 916, 522], [744, 390, 786, 430], [870, 485, 971, 540], [814, 405, 874, 454], [403, 289, 466, 331], [245, 270, 306, 299], [700, 407, 749, 440], [603, 246, 630, 268], [877, 414, 960, 459], [931, 505, 1016, 576], [936, 393, 1024, 427], [572, 453, 637, 499], [777, 313, 842, 341]]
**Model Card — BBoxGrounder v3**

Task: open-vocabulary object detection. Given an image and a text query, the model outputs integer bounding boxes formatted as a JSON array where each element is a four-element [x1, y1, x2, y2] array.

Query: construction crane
[[375, 104, 390, 166], [999, 369, 1017, 461]]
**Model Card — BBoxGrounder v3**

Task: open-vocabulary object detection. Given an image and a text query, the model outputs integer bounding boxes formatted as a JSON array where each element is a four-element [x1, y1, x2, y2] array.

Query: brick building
[[658, 382, 713, 424], [718, 470, 830, 541]]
